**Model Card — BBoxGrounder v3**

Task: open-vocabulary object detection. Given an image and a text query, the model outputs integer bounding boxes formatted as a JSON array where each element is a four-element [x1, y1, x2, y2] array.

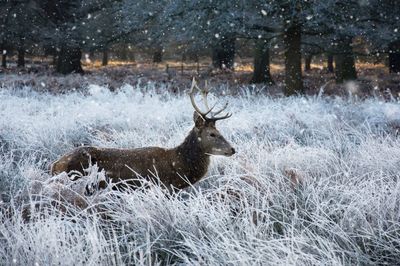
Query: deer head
[[189, 79, 235, 157]]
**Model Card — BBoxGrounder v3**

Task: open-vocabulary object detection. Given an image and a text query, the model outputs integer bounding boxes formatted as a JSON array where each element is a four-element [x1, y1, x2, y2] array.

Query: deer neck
[[174, 128, 210, 183]]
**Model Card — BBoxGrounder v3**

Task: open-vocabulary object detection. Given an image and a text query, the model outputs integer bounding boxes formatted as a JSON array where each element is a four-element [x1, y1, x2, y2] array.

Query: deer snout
[[224, 147, 236, 156]]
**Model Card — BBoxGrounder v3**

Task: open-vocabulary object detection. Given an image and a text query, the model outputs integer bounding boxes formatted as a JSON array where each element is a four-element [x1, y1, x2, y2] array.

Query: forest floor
[[1, 58, 400, 99]]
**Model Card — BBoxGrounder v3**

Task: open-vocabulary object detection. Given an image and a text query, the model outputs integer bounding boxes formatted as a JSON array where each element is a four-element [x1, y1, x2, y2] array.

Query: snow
[[1, 83, 400, 264]]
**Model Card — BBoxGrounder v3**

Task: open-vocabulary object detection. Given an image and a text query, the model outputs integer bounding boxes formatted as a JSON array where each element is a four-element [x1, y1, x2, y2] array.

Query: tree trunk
[[17, 37, 25, 67], [102, 49, 108, 66], [335, 37, 357, 83], [129, 52, 135, 62], [212, 48, 220, 68], [17, 47, 25, 67], [52, 53, 58, 66], [304, 55, 312, 72], [283, 23, 304, 95], [389, 41, 400, 73], [153, 47, 163, 63], [327, 54, 334, 73], [56, 46, 84, 74], [251, 40, 273, 84], [1, 44, 6, 68], [120, 45, 128, 61], [212, 36, 236, 70], [1, 51, 6, 68]]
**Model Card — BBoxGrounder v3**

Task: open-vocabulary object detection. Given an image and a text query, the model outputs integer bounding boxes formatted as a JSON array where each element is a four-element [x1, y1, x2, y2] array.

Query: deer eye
[[210, 133, 216, 137]]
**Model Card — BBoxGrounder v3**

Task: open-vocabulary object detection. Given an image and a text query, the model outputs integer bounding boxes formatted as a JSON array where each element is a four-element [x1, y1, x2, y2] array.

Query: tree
[[0, 1, 14, 68], [305, 1, 368, 83], [163, 0, 245, 70], [119, 0, 169, 64], [304, 54, 312, 72], [8, 1, 41, 67], [35, 0, 121, 74], [84, 11, 119, 67], [251, 0, 316, 95], [330, 2, 362, 82], [334, 36, 357, 83], [212, 35, 236, 69], [366, 0, 400, 73], [251, 39, 273, 84], [102, 49, 109, 66], [389, 41, 400, 73], [0, 0, 43, 68], [0, 0, 33, 68], [1, 49, 6, 68], [153, 46, 163, 63], [327, 54, 334, 73], [284, 20, 303, 94]]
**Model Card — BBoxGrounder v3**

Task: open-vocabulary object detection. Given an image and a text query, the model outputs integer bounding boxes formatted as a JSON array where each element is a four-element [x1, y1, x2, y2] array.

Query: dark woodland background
[[1, 0, 400, 95]]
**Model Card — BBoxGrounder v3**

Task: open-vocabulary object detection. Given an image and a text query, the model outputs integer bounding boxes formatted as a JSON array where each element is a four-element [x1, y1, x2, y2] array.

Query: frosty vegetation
[[1, 83, 400, 265]]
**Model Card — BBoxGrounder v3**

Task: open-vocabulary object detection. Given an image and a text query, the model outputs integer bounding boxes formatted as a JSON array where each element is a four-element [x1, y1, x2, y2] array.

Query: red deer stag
[[50, 79, 235, 191]]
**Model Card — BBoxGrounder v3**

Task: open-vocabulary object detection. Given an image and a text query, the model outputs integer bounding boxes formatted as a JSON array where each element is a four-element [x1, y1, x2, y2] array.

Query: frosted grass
[[1, 83, 400, 265]]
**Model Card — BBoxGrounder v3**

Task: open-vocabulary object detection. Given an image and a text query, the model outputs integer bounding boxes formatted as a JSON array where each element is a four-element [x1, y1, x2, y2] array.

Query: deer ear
[[193, 111, 205, 128]]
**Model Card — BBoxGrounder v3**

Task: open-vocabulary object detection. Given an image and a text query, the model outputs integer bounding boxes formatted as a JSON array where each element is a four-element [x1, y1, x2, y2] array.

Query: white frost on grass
[[1, 84, 400, 265]]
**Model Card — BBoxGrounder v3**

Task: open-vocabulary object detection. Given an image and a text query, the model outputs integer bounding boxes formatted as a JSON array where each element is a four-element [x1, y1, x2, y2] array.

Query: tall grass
[[1, 84, 400, 265]]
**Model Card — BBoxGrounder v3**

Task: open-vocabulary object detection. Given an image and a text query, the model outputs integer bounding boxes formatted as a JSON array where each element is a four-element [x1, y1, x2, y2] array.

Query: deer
[[50, 79, 235, 192]]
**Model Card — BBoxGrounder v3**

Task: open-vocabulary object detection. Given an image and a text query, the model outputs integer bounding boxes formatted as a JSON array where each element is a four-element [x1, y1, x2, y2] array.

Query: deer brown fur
[[51, 80, 235, 191]]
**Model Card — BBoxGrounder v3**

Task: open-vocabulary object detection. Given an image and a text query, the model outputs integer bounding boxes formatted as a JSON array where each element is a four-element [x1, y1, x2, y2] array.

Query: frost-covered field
[[1, 83, 400, 265]]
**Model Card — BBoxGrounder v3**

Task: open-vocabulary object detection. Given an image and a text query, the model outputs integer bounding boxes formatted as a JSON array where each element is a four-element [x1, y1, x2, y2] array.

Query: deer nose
[[231, 148, 236, 154]]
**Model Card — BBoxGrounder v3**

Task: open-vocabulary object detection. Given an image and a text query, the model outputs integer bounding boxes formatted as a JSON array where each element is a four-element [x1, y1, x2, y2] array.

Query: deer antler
[[209, 99, 231, 120], [189, 78, 213, 116], [189, 78, 232, 121]]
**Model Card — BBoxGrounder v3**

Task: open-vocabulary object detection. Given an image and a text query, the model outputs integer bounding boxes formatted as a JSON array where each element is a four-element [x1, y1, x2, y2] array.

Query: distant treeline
[[1, 0, 399, 95]]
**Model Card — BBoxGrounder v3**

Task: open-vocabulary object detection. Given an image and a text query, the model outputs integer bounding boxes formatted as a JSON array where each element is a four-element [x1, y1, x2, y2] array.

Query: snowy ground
[[1, 83, 400, 265]]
